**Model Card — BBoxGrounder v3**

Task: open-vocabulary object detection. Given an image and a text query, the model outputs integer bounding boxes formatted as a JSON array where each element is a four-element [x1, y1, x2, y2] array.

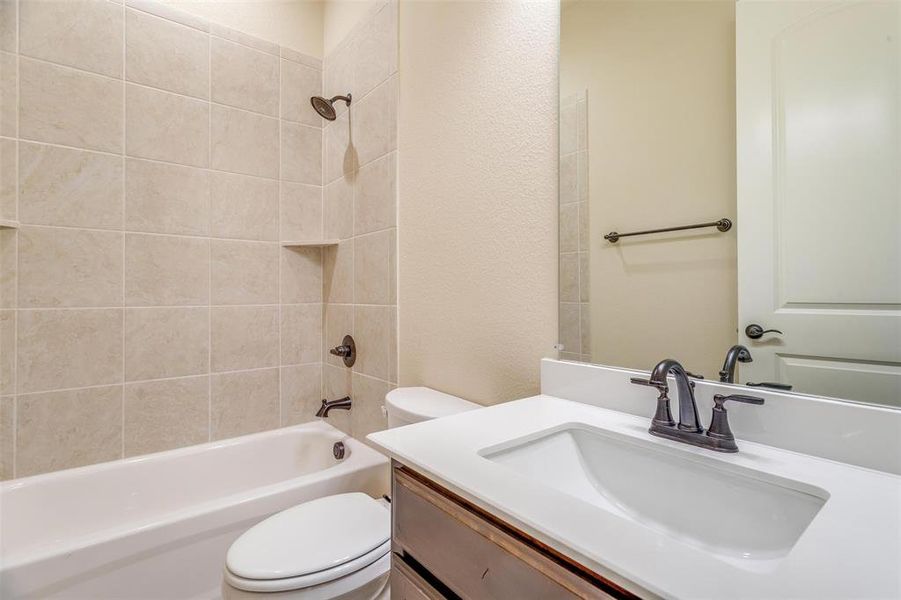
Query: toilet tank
[[385, 387, 480, 428]]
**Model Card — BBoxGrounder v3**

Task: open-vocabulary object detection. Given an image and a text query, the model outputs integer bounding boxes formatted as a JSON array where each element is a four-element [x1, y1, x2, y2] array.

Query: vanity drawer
[[391, 554, 447, 600], [392, 466, 625, 600]]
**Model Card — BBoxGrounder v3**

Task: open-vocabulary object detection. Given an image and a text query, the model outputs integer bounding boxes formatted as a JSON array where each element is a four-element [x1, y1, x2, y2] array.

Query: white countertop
[[368, 395, 901, 599]]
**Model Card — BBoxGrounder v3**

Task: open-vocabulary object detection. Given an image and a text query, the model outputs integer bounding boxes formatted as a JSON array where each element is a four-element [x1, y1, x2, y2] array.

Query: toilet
[[222, 387, 480, 600]]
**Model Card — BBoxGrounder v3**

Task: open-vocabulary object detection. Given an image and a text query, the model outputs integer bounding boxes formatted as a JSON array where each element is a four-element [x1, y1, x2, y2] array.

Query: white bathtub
[[0, 421, 390, 599]]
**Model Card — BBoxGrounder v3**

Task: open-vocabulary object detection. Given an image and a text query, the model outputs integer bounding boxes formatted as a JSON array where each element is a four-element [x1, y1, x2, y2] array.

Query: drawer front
[[392, 467, 617, 600], [391, 554, 447, 600]]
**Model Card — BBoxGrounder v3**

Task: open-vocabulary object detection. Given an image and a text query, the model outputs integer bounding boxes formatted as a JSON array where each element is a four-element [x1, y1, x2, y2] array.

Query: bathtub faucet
[[316, 396, 352, 418]]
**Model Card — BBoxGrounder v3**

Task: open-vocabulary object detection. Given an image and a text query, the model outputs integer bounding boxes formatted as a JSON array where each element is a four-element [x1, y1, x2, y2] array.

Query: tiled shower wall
[[0, 0, 327, 479], [558, 91, 591, 362], [320, 0, 398, 442]]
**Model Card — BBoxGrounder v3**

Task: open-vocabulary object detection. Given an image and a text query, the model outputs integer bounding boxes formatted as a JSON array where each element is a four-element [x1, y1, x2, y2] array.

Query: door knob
[[745, 324, 783, 340]]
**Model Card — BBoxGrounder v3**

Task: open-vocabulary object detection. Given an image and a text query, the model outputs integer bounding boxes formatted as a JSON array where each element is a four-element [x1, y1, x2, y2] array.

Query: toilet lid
[[226, 493, 390, 581]]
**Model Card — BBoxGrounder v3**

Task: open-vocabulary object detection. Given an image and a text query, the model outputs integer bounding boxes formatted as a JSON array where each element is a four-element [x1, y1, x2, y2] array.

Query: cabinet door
[[392, 466, 623, 600], [391, 555, 446, 600]]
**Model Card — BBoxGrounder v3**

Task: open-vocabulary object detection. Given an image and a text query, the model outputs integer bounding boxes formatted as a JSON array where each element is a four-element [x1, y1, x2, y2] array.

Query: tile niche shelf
[[281, 240, 340, 248], [0, 219, 19, 229]]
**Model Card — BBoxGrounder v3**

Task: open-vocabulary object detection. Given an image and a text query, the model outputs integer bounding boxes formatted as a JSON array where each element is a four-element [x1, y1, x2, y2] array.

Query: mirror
[[558, 0, 900, 409]]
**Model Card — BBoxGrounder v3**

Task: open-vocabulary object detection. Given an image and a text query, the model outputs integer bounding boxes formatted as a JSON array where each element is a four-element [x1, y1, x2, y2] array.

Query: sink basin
[[481, 425, 828, 563]]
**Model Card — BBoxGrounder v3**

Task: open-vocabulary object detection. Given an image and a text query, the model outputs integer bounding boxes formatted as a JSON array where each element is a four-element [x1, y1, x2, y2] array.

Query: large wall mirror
[[558, 0, 900, 409]]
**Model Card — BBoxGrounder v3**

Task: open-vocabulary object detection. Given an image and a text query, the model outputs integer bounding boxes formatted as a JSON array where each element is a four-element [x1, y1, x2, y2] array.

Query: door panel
[[737, 0, 901, 407]]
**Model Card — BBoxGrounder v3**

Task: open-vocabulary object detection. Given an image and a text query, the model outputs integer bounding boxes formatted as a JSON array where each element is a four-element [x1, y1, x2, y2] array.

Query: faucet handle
[[630, 377, 675, 428], [630, 376, 666, 392], [706, 393, 765, 452]]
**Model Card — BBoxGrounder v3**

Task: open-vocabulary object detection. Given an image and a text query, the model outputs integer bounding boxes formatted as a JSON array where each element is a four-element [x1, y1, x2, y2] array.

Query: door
[[737, 0, 901, 406]]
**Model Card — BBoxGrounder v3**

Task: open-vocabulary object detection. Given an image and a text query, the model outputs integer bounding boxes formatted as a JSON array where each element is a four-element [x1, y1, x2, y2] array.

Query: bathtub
[[0, 421, 389, 599]]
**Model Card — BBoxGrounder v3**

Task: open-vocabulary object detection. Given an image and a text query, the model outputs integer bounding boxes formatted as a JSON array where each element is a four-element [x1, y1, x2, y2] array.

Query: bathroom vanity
[[369, 360, 901, 600], [390, 464, 628, 599]]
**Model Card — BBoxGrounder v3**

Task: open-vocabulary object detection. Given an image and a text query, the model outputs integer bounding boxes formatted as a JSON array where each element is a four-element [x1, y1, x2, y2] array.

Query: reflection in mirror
[[558, 0, 900, 409]]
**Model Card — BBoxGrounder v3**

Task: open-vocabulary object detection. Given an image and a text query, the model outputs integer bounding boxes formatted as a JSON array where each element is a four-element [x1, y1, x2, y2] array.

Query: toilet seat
[[225, 493, 390, 594]]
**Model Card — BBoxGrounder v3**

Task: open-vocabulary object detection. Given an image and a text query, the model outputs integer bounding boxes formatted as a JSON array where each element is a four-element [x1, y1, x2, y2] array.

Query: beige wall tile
[[124, 376, 208, 456], [281, 122, 321, 185], [0, 228, 14, 308], [0, 0, 16, 53], [17, 309, 123, 393], [281, 47, 320, 70], [324, 240, 353, 304], [351, 373, 392, 442], [0, 310, 13, 395], [211, 37, 279, 116], [19, 58, 123, 153], [126, 84, 210, 167], [280, 182, 322, 242], [125, 0, 211, 32], [0, 138, 15, 220], [281, 247, 323, 304], [280, 364, 321, 426], [281, 303, 321, 365], [125, 234, 210, 306], [354, 75, 397, 166], [281, 59, 320, 127], [354, 229, 395, 305], [324, 38, 354, 119], [354, 0, 397, 98], [19, 142, 123, 229], [579, 252, 590, 302], [580, 303, 591, 355], [19, 0, 123, 78], [560, 153, 577, 205], [126, 8, 209, 99], [0, 51, 15, 137], [578, 201, 589, 252], [0, 396, 12, 480], [211, 172, 278, 241], [17, 385, 122, 477], [578, 152, 589, 202], [560, 104, 577, 157], [211, 240, 278, 305], [18, 226, 122, 308], [211, 306, 279, 372], [559, 202, 578, 253], [125, 307, 209, 381], [354, 151, 396, 235], [210, 23, 278, 56], [211, 368, 279, 439], [354, 305, 396, 382], [323, 303, 352, 367], [125, 158, 210, 235], [325, 176, 353, 240], [324, 111, 356, 184], [559, 303, 580, 355], [559, 253, 578, 303], [211, 105, 279, 178]]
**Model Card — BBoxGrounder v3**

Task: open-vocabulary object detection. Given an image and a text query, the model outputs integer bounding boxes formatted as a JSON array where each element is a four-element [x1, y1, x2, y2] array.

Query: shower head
[[310, 94, 352, 121]]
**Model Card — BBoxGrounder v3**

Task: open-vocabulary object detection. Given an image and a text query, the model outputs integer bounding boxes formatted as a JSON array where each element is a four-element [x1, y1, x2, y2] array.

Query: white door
[[736, 0, 901, 406]]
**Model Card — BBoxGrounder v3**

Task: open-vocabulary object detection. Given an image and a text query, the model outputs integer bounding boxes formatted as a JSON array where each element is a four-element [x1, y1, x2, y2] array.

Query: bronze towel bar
[[604, 217, 732, 243]]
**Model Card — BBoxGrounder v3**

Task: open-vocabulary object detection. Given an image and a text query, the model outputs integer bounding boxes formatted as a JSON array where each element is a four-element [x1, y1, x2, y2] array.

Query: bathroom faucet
[[631, 358, 764, 452], [316, 396, 352, 418], [719, 345, 752, 383]]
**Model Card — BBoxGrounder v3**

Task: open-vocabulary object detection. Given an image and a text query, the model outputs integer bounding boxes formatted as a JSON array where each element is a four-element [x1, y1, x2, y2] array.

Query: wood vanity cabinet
[[389, 462, 639, 600]]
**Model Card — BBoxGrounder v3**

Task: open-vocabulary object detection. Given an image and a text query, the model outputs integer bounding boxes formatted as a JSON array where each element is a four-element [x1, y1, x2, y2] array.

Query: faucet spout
[[649, 359, 702, 433], [316, 396, 352, 418], [719, 345, 752, 383]]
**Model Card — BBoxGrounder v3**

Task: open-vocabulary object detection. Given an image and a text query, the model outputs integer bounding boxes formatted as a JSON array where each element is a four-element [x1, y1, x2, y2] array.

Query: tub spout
[[316, 396, 352, 418]]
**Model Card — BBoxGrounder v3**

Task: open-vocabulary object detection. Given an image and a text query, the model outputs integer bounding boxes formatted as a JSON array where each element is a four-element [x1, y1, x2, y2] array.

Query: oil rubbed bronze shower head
[[310, 94, 352, 121]]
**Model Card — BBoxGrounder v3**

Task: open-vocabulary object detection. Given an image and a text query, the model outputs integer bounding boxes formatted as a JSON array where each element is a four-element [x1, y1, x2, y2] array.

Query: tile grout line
[[277, 50, 283, 427], [121, 0, 127, 460], [11, 0, 19, 479], [207, 28, 213, 443]]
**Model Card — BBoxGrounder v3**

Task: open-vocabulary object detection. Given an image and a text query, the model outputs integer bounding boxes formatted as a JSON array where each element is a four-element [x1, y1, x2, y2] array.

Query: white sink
[[481, 425, 828, 562]]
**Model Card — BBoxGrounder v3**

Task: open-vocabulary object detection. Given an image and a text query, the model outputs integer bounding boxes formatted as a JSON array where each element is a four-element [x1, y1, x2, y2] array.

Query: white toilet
[[222, 387, 479, 600]]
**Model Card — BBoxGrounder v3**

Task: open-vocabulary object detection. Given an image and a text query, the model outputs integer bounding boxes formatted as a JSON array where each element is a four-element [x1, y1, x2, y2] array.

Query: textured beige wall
[[561, 0, 737, 379], [159, 0, 325, 58], [0, 0, 326, 479], [397, 0, 559, 405]]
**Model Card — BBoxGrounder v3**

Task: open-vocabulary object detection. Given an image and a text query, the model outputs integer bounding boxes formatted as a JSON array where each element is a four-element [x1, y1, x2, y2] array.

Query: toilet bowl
[[222, 387, 480, 599]]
